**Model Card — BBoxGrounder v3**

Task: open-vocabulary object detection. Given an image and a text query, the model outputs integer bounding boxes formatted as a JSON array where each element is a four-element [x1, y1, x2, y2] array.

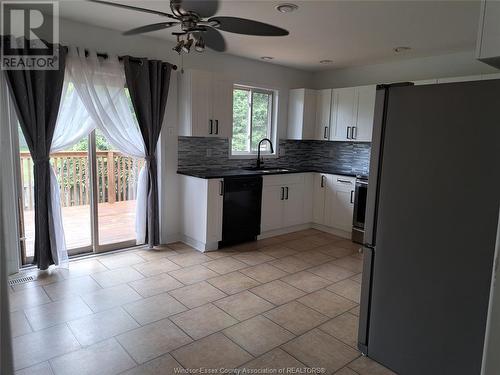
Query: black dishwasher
[[219, 176, 263, 248]]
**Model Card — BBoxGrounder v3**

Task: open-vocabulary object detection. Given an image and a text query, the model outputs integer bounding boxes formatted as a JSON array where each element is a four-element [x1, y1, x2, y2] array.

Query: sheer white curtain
[[67, 47, 148, 244], [50, 71, 95, 267]]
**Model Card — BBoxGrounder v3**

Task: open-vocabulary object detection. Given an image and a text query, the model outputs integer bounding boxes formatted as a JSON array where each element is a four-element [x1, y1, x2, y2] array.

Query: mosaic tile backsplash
[[178, 136, 371, 176]]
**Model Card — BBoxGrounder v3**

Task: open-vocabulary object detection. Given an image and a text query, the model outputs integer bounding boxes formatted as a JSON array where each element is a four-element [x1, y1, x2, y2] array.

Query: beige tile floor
[[9, 229, 396, 375]]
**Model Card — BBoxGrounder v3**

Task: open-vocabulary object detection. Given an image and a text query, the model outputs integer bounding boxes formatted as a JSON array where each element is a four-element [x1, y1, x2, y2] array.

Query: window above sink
[[230, 84, 278, 158]]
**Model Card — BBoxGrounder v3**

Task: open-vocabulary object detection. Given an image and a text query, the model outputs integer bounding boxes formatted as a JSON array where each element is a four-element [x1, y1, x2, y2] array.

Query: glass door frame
[[16, 129, 138, 266], [88, 130, 137, 254]]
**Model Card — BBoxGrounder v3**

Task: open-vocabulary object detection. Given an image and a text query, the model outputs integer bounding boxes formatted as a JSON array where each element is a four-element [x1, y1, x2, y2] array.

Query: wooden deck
[[24, 200, 137, 257]]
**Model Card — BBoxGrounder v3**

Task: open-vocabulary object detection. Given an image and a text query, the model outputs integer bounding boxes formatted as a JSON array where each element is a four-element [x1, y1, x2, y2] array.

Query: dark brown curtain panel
[[123, 56, 172, 247], [5, 41, 66, 270]]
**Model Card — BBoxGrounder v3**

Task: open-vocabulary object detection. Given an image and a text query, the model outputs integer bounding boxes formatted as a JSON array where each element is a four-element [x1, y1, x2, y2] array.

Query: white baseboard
[[311, 223, 352, 240], [177, 223, 352, 253], [258, 224, 312, 240], [178, 234, 219, 253]]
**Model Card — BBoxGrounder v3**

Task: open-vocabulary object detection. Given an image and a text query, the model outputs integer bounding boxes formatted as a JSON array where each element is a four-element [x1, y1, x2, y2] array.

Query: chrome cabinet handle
[[324, 126, 328, 139], [285, 187, 289, 200], [209, 119, 213, 134], [320, 175, 325, 188], [352, 126, 357, 139], [337, 178, 352, 184], [347, 126, 351, 139], [350, 190, 354, 203], [215, 120, 219, 135], [280, 187, 284, 200]]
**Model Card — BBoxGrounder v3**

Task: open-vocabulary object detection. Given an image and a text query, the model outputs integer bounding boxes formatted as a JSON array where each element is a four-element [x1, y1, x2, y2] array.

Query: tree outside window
[[232, 85, 275, 155]]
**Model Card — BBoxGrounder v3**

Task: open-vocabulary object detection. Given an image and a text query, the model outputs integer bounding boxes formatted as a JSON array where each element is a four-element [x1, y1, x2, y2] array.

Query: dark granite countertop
[[177, 168, 367, 179]]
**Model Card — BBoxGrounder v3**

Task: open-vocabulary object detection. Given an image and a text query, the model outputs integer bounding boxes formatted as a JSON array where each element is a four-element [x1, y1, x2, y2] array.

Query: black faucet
[[256, 138, 274, 169]]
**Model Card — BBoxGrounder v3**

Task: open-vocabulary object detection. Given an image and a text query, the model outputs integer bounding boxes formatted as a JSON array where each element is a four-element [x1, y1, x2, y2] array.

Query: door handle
[[219, 180, 224, 196], [320, 175, 325, 188], [324, 126, 328, 139], [285, 187, 289, 200], [347, 126, 351, 139], [209, 119, 213, 134], [215, 120, 219, 135], [337, 178, 352, 184], [350, 190, 354, 203], [280, 187, 284, 200], [352, 126, 357, 139]]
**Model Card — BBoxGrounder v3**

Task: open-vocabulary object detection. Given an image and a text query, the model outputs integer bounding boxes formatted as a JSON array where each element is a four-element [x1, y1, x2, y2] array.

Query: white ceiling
[[58, 0, 481, 71]]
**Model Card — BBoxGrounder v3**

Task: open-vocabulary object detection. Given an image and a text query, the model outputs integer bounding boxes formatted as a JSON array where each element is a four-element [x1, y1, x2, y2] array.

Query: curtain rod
[[64, 46, 177, 70], [93, 51, 178, 71]]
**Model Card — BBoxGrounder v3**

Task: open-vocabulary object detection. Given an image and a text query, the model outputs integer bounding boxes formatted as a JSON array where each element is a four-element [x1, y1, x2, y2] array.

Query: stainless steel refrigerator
[[358, 80, 500, 375]]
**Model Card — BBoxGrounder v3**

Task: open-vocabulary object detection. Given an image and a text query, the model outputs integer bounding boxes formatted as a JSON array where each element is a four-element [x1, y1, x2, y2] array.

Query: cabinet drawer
[[331, 175, 355, 187], [263, 173, 305, 186]]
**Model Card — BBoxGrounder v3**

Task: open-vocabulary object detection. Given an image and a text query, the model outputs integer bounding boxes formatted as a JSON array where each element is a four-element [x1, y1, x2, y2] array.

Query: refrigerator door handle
[[358, 245, 374, 354]]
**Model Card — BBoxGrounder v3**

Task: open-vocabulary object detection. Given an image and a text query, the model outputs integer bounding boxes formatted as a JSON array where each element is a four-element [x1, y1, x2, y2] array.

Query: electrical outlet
[[206, 149, 212, 157]]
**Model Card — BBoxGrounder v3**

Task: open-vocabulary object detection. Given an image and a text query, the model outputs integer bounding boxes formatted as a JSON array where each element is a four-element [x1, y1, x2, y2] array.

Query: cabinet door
[[315, 89, 332, 140], [413, 79, 438, 85], [283, 183, 305, 227], [207, 179, 224, 242], [328, 177, 355, 232], [212, 79, 233, 138], [191, 71, 213, 136], [437, 75, 483, 83], [313, 173, 327, 225], [354, 85, 376, 142], [331, 87, 356, 141], [261, 185, 284, 232]]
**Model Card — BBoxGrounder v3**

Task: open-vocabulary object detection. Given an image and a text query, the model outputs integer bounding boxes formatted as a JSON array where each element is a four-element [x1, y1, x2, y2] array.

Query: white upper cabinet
[[354, 85, 376, 142], [179, 69, 233, 138], [315, 89, 333, 140], [437, 75, 483, 83], [331, 87, 357, 141], [287, 89, 317, 140], [476, 0, 500, 69], [331, 85, 376, 142], [413, 79, 438, 85]]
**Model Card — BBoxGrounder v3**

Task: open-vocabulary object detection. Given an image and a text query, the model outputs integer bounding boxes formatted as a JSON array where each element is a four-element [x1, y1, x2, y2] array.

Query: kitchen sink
[[243, 167, 293, 173]]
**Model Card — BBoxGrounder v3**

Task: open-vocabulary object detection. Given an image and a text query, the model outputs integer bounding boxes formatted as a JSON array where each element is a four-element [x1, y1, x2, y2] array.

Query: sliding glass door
[[17, 128, 142, 265]]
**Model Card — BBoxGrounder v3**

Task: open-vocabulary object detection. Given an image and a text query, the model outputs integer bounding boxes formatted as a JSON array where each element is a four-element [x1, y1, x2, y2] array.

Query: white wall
[[54, 16, 312, 243], [312, 50, 499, 89]]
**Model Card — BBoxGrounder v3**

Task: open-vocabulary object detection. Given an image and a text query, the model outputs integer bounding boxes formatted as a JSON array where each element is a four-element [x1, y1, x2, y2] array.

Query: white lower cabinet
[[329, 175, 355, 232], [261, 174, 312, 233], [179, 175, 223, 250], [313, 173, 355, 233]]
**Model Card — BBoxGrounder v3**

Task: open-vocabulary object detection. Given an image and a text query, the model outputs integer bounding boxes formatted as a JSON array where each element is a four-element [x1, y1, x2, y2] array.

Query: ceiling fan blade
[[123, 22, 179, 36], [88, 0, 176, 19], [180, 0, 219, 17], [194, 28, 226, 52], [209, 16, 289, 36]]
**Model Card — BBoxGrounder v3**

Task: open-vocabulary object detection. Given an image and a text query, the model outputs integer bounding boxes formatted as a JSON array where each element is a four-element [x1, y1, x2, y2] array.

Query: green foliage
[[232, 88, 272, 153]]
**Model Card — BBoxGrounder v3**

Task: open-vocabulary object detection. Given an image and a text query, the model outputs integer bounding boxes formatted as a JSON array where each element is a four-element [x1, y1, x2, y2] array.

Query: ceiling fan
[[89, 0, 289, 54]]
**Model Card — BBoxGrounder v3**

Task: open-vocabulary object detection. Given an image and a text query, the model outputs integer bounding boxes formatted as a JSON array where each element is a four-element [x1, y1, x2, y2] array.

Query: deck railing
[[19, 151, 144, 210]]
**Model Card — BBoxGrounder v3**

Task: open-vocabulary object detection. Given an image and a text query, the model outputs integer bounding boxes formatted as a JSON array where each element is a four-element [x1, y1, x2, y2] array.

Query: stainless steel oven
[[352, 176, 368, 244]]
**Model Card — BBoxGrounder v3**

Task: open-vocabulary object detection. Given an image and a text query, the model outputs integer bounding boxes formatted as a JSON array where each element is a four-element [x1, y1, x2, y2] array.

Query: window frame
[[230, 84, 277, 158]]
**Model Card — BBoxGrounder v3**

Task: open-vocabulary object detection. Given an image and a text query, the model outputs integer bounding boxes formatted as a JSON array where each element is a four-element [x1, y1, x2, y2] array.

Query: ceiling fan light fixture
[[261, 56, 274, 60], [195, 36, 205, 52], [182, 36, 194, 53], [173, 39, 185, 54], [276, 3, 298, 13]]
